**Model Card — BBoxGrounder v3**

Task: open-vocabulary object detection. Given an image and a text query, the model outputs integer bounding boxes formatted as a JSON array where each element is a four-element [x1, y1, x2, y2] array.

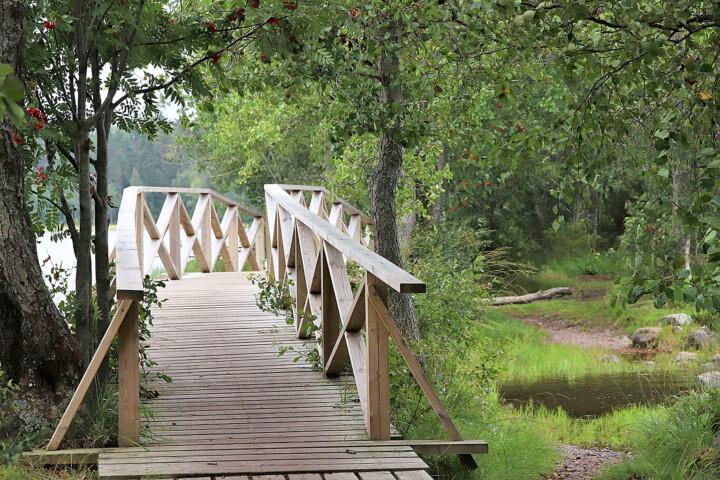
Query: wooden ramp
[[97, 272, 428, 479]]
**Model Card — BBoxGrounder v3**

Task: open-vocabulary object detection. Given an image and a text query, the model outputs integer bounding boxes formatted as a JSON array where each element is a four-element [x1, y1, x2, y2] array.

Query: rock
[[713, 432, 720, 449], [686, 327, 720, 350], [661, 313, 693, 327], [630, 327, 661, 349], [712, 353, 720, 364], [643, 360, 656, 366], [601, 354, 620, 364], [703, 362, 716, 371], [697, 371, 720, 388], [674, 351, 699, 364]]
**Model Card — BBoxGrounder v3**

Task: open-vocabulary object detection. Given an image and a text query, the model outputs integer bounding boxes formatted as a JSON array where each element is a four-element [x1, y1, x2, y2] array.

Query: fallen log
[[492, 287, 572, 306]]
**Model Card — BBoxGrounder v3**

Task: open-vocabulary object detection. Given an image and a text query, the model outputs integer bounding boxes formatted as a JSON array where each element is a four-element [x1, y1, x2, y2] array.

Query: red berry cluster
[[211, 52, 222, 64], [249, 0, 260, 8], [44, 19, 56, 30], [267, 16, 281, 25], [34, 166, 47, 186], [228, 7, 246, 21], [11, 132, 23, 145], [207, 21, 217, 33], [283, 1, 296, 10], [350, 7, 359, 17], [26, 107, 45, 132]]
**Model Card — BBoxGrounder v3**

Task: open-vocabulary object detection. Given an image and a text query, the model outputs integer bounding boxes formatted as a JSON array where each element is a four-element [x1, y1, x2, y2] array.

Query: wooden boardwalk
[[33, 186, 485, 478], [97, 272, 428, 479]]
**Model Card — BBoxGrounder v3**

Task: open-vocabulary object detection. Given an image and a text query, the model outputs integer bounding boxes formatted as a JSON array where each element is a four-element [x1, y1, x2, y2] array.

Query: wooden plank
[[324, 474, 358, 480], [365, 273, 390, 440], [118, 300, 140, 447], [288, 474, 322, 480], [115, 187, 143, 293], [23, 448, 100, 466], [168, 195, 182, 279], [46, 300, 133, 450], [358, 472, 395, 480], [321, 246, 341, 369], [394, 471, 433, 480], [265, 184, 425, 294]]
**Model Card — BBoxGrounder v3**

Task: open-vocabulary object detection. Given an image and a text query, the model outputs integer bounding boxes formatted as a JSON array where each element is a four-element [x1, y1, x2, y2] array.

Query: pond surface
[[499, 370, 699, 417], [37, 231, 116, 293]]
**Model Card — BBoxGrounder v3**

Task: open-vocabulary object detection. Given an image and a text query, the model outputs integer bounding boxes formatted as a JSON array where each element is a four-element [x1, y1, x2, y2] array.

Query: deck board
[[98, 272, 427, 479]]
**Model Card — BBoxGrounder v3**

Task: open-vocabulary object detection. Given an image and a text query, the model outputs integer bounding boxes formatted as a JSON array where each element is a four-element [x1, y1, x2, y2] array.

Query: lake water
[[36, 231, 116, 291], [499, 370, 699, 417]]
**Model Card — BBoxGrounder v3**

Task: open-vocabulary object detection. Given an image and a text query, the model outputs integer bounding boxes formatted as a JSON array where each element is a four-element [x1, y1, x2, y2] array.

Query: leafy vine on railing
[[139, 275, 171, 400], [251, 274, 321, 370]]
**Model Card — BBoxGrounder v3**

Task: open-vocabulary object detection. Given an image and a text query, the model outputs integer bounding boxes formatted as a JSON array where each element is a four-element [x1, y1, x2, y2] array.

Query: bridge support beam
[[117, 299, 140, 447], [366, 273, 390, 440]]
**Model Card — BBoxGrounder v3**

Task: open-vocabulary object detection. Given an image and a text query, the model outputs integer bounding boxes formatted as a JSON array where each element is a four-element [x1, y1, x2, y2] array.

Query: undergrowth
[[601, 389, 720, 480]]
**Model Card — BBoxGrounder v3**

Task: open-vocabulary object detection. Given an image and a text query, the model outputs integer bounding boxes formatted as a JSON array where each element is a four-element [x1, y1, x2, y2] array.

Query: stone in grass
[[661, 313, 693, 327], [674, 351, 699, 364], [686, 327, 720, 350], [601, 354, 620, 364], [630, 327, 661, 349], [697, 371, 720, 388]]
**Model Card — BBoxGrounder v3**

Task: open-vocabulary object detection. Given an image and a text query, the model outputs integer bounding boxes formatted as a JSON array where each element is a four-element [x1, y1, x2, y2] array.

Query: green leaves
[[0, 64, 24, 124]]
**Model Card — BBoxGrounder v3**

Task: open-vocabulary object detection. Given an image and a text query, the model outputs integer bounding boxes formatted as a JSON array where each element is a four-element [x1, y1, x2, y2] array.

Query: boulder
[[601, 354, 620, 364], [630, 327, 661, 349], [697, 371, 720, 388], [661, 313, 693, 327], [673, 351, 699, 364], [686, 327, 720, 350]]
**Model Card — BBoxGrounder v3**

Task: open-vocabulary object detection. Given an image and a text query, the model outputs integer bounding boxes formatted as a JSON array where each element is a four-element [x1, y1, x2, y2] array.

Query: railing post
[[256, 217, 266, 269], [321, 244, 340, 367], [200, 193, 211, 272], [169, 195, 182, 279], [117, 297, 140, 446], [365, 272, 390, 440]]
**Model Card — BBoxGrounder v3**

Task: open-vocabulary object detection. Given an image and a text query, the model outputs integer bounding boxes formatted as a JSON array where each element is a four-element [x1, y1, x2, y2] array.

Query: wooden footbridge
[[26, 185, 486, 478]]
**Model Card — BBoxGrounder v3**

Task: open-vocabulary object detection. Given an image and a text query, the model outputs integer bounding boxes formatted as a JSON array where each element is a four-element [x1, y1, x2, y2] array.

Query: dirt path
[[544, 444, 624, 480], [522, 315, 632, 350]]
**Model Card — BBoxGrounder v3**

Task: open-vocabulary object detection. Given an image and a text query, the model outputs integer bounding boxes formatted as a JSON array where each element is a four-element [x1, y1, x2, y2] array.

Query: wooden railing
[[46, 187, 264, 451], [264, 184, 477, 468]]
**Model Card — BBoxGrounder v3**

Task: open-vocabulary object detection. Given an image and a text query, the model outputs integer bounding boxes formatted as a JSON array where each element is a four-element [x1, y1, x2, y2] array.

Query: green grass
[[476, 310, 684, 382], [0, 464, 91, 480], [600, 389, 720, 480]]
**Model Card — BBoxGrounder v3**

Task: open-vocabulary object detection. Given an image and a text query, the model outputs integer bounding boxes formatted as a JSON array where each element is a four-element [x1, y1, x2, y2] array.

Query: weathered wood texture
[[97, 273, 428, 478]]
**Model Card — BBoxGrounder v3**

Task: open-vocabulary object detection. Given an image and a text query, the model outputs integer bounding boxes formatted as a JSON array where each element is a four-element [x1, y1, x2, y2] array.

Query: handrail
[[276, 184, 373, 225], [265, 184, 424, 293], [116, 186, 264, 296], [263, 184, 476, 468]]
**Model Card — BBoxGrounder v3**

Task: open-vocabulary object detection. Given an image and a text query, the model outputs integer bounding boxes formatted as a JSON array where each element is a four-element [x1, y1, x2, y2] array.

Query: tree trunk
[[0, 0, 82, 400], [92, 53, 112, 383], [369, 19, 420, 342], [430, 142, 448, 225], [73, 9, 94, 366], [671, 160, 692, 271]]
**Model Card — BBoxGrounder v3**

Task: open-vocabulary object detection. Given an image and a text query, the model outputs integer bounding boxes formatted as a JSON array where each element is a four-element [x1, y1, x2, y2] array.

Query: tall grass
[[601, 389, 720, 480], [477, 311, 682, 381]]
